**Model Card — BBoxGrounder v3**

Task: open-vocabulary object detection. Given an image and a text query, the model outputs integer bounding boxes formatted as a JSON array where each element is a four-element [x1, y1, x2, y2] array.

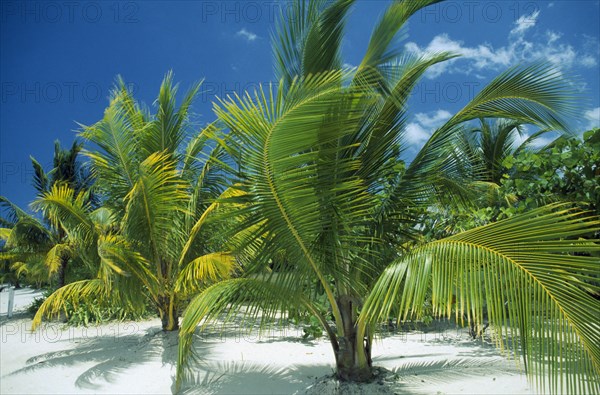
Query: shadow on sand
[[6, 323, 181, 391]]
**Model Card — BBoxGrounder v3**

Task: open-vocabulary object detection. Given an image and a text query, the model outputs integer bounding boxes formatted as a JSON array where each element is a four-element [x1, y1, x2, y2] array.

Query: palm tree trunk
[[56, 228, 68, 288], [57, 257, 68, 288], [158, 295, 179, 331], [334, 296, 373, 382]]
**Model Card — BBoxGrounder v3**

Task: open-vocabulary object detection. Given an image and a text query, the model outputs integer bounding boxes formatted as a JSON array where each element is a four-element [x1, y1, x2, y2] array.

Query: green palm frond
[[179, 186, 245, 267], [302, 0, 354, 78], [96, 233, 157, 289], [30, 156, 49, 195], [0, 196, 32, 223], [90, 207, 116, 234], [358, 52, 458, 186], [355, 0, 443, 89], [80, 103, 140, 209], [122, 151, 187, 263], [181, 122, 219, 177], [140, 71, 202, 158], [44, 243, 73, 275], [10, 261, 29, 277], [392, 63, 578, 213], [447, 63, 578, 132], [32, 279, 109, 330], [174, 252, 237, 296], [272, 0, 329, 89], [215, 72, 379, 327], [5, 217, 53, 250], [31, 184, 94, 238], [114, 75, 147, 132], [0, 227, 12, 241], [362, 204, 600, 394]]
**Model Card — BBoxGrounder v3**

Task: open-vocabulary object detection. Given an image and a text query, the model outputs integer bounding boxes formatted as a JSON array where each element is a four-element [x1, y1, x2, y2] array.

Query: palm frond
[[140, 71, 202, 158], [122, 151, 188, 265], [302, 0, 354, 78], [179, 186, 245, 267], [174, 252, 236, 296], [44, 243, 72, 275], [362, 204, 600, 394], [272, 0, 329, 89], [0, 227, 12, 241], [215, 72, 378, 328], [31, 184, 94, 240], [0, 196, 31, 223], [447, 63, 578, 132], [80, 103, 140, 209], [355, 0, 443, 89], [358, 52, 458, 187], [32, 279, 109, 330], [29, 156, 48, 196]]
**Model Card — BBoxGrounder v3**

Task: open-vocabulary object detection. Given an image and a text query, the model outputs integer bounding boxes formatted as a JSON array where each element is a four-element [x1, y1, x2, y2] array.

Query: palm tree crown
[[177, 1, 599, 393], [31, 73, 236, 331]]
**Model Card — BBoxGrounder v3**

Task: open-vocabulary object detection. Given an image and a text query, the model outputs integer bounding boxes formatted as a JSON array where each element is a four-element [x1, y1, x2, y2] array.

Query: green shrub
[[27, 296, 47, 316], [64, 299, 152, 327]]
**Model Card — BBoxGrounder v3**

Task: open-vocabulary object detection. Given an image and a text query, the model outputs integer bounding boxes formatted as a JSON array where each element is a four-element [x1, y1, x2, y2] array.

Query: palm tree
[[177, 1, 599, 393], [0, 141, 95, 288], [421, 118, 549, 240], [31, 73, 236, 331], [456, 118, 552, 206], [32, 140, 96, 287], [0, 198, 56, 287]]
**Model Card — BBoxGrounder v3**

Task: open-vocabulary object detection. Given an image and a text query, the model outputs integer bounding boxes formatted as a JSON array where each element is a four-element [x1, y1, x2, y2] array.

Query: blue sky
[[1, 0, 599, 211]]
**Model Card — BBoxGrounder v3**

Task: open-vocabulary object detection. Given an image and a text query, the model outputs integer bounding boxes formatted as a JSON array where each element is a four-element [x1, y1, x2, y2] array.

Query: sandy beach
[[1, 288, 534, 395]]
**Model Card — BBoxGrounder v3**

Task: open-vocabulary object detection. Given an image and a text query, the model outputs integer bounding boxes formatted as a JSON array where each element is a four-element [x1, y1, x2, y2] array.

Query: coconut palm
[[177, 0, 599, 393], [0, 197, 56, 287], [31, 73, 236, 331], [456, 118, 553, 206], [421, 118, 550, 239], [0, 141, 95, 287], [33, 140, 96, 286]]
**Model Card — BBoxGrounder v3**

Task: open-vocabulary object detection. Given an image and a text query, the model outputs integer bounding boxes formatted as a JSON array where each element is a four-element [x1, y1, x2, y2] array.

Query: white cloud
[[405, 109, 452, 146], [581, 56, 598, 67], [405, 9, 598, 79], [405, 122, 431, 145], [510, 10, 540, 37], [548, 2, 554, 7], [546, 31, 562, 44], [584, 107, 600, 130], [405, 35, 511, 78], [236, 28, 258, 42], [415, 109, 452, 129]]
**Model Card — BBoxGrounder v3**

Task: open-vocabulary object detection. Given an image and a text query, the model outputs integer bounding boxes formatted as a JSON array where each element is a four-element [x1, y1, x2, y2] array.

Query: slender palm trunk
[[58, 227, 69, 288], [57, 257, 68, 288], [334, 296, 373, 381]]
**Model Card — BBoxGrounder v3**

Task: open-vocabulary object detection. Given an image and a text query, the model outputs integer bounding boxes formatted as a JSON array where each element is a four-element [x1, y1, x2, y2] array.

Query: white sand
[[0, 286, 45, 316], [1, 289, 535, 395]]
